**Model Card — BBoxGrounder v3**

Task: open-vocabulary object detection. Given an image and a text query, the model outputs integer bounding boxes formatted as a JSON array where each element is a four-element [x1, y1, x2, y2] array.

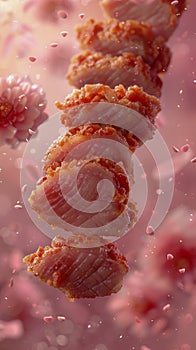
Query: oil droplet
[[156, 188, 163, 195], [57, 10, 68, 19], [28, 56, 37, 62], [181, 144, 190, 152], [43, 316, 54, 323], [8, 277, 14, 288], [57, 316, 66, 322], [190, 157, 196, 163], [172, 145, 180, 153], [14, 204, 23, 209], [179, 268, 186, 274], [29, 128, 36, 135], [21, 184, 27, 193], [162, 303, 171, 312], [50, 42, 58, 48], [146, 226, 154, 235], [167, 253, 174, 260], [60, 31, 68, 38]]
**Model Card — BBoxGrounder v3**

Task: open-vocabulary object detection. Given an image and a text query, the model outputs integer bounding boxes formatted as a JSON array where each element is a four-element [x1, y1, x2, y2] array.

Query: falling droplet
[[190, 157, 196, 163], [57, 10, 68, 19], [21, 184, 27, 193], [50, 42, 58, 48], [60, 31, 68, 38], [8, 277, 14, 288], [179, 268, 186, 274], [146, 226, 154, 235], [167, 253, 174, 261], [57, 316, 66, 322], [14, 204, 23, 209], [180, 144, 190, 152], [162, 303, 171, 312], [172, 145, 180, 153], [28, 56, 37, 62], [43, 316, 54, 323], [28, 129, 36, 135]]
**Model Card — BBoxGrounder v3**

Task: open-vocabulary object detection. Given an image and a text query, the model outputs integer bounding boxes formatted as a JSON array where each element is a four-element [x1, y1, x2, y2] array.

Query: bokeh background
[[0, 1, 195, 349]]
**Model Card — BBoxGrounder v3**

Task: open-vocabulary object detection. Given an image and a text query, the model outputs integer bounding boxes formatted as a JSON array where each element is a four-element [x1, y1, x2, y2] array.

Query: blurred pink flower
[[0, 74, 48, 148], [23, 0, 74, 23], [139, 207, 196, 291], [107, 271, 172, 337], [2, 21, 37, 59], [0, 319, 24, 341]]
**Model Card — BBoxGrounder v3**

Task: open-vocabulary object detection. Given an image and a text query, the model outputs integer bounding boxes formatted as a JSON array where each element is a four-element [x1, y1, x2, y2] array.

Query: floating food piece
[[76, 18, 171, 73], [100, 0, 179, 40], [23, 0, 185, 301], [23, 235, 129, 299], [56, 84, 161, 126], [29, 156, 136, 236], [42, 123, 138, 174], [66, 51, 162, 97]]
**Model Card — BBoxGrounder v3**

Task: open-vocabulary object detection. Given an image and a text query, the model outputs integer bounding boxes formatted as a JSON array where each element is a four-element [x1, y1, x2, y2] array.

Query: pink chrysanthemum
[[23, 0, 74, 23], [2, 22, 36, 59], [107, 271, 172, 336], [0, 74, 48, 148], [139, 207, 196, 290]]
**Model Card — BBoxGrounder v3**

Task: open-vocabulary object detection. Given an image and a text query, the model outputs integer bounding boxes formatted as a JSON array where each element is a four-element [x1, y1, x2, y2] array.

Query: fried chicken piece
[[43, 123, 138, 174], [23, 235, 129, 299], [76, 18, 171, 73], [29, 157, 136, 236], [56, 84, 161, 126], [100, 0, 179, 40], [66, 51, 162, 97]]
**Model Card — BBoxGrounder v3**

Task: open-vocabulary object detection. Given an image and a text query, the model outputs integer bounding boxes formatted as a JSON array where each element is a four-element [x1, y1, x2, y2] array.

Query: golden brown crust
[[23, 235, 129, 299], [43, 123, 139, 174], [66, 50, 162, 97], [76, 18, 170, 72], [56, 84, 161, 124], [100, 0, 179, 40], [76, 18, 154, 45]]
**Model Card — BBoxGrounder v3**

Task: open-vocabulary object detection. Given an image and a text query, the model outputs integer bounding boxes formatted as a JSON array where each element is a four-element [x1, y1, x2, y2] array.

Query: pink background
[[0, 1, 195, 349]]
